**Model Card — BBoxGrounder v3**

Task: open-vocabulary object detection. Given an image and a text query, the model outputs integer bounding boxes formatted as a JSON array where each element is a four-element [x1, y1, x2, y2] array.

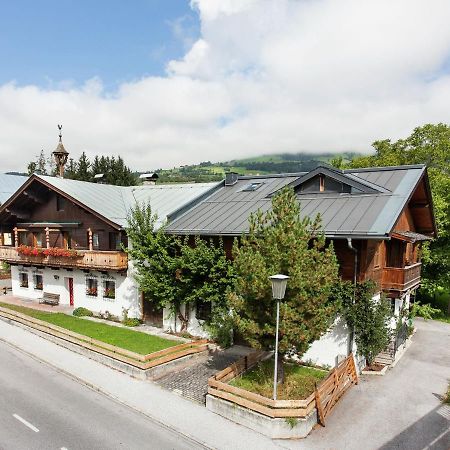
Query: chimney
[[140, 173, 159, 185], [225, 172, 239, 186], [94, 173, 105, 184]]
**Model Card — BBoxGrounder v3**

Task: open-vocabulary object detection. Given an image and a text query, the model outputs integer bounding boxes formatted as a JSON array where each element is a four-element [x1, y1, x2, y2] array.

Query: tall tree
[[229, 187, 340, 379], [76, 152, 91, 181], [126, 203, 233, 332], [349, 123, 450, 299], [37, 150, 48, 175]]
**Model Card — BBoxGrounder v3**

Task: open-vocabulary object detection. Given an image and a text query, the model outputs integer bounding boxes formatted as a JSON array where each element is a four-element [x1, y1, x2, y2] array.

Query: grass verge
[[230, 359, 328, 400], [0, 302, 178, 355]]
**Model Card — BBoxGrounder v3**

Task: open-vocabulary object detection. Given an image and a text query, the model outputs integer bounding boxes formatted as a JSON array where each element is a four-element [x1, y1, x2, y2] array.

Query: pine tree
[[76, 152, 91, 181], [229, 187, 340, 380], [37, 150, 48, 175]]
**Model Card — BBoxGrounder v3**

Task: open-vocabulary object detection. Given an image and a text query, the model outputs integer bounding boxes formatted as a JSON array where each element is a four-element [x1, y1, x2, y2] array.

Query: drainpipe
[[347, 238, 358, 355]]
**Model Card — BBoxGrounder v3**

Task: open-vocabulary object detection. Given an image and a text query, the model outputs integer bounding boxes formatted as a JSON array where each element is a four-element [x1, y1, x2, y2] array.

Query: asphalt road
[[0, 340, 204, 450]]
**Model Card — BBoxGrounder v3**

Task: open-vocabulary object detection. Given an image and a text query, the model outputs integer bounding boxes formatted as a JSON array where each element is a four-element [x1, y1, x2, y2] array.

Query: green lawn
[[0, 302, 178, 355], [230, 359, 328, 400]]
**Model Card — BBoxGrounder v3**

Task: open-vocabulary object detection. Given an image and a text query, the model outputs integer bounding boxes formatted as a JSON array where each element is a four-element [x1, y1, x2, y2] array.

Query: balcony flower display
[[20, 280, 28, 288], [18, 245, 44, 256], [42, 247, 79, 258], [17, 246, 79, 258]]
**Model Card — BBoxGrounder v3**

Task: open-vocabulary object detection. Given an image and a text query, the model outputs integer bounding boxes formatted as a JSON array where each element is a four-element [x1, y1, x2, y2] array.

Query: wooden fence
[[314, 354, 358, 426], [0, 306, 207, 370], [208, 352, 358, 422]]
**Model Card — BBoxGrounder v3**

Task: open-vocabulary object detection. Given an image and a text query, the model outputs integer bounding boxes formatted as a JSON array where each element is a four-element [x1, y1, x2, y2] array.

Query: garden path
[[155, 345, 254, 404]]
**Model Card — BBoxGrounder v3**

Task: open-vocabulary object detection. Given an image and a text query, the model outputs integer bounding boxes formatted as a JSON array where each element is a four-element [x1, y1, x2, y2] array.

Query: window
[[242, 182, 263, 192], [3, 233, 12, 246], [63, 232, 72, 249], [34, 232, 43, 247], [56, 195, 65, 211], [109, 232, 121, 250], [195, 299, 212, 321], [373, 244, 381, 268], [103, 280, 116, 300], [18, 231, 28, 246], [33, 274, 43, 290], [19, 272, 29, 288], [86, 277, 98, 297], [92, 233, 100, 249]]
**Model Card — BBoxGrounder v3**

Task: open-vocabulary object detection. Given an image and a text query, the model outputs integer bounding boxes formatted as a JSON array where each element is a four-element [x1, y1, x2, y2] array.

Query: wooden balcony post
[[88, 228, 93, 251], [13, 227, 18, 247], [45, 227, 50, 249]]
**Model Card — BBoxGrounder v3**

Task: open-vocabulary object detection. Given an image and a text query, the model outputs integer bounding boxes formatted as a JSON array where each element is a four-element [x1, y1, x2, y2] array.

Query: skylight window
[[242, 182, 263, 192]]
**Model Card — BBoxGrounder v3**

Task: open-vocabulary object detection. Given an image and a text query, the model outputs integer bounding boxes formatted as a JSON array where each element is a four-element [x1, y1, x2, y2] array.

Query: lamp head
[[269, 274, 289, 300]]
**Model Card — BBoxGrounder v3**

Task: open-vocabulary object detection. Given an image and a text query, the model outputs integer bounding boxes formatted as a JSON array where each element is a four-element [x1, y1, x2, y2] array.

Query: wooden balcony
[[0, 246, 128, 271], [382, 262, 422, 292]]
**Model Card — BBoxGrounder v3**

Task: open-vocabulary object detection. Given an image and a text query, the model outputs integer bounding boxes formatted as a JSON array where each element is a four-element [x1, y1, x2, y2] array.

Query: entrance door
[[68, 277, 74, 306], [142, 293, 163, 327]]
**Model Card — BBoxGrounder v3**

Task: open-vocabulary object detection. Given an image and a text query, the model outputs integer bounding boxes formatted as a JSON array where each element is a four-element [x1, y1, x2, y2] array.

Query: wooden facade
[[0, 178, 127, 271]]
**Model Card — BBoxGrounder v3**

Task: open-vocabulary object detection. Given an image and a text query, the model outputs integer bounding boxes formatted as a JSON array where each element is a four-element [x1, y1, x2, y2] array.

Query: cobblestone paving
[[155, 346, 253, 404]]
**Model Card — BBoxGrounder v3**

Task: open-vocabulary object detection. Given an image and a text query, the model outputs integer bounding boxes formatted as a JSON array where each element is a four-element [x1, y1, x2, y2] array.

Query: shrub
[[73, 307, 93, 317], [342, 281, 392, 366], [122, 318, 141, 327]]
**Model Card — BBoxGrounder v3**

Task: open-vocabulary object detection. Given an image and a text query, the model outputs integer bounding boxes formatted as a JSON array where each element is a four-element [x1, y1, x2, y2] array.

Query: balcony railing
[[382, 262, 422, 291], [0, 246, 128, 271]]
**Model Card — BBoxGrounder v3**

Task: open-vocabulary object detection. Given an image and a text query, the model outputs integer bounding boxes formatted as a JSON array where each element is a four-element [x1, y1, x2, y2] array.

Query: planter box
[[361, 364, 389, 376], [206, 394, 318, 439]]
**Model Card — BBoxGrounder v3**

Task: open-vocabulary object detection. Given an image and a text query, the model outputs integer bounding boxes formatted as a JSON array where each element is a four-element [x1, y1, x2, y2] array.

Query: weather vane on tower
[[52, 124, 69, 178]]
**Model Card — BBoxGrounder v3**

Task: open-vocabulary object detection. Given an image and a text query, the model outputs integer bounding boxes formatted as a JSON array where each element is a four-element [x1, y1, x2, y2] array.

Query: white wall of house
[[162, 303, 208, 337], [301, 316, 351, 368], [11, 265, 141, 319]]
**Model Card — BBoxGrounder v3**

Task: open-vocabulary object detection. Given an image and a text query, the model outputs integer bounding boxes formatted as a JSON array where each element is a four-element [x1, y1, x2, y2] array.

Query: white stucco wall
[[162, 303, 208, 337], [301, 316, 351, 368], [11, 265, 141, 319]]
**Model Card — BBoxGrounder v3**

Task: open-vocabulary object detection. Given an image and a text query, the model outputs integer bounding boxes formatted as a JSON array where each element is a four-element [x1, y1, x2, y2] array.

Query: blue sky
[[0, 0, 199, 89]]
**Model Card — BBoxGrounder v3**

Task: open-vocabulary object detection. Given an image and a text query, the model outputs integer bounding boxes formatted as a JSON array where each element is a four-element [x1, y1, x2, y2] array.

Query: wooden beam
[[23, 191, 45, 204], [5, 208, 30, 220]]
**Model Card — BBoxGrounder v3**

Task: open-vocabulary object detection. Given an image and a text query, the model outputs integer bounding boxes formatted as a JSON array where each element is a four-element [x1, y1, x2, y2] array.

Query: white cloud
[[1, 0, 450, 172]]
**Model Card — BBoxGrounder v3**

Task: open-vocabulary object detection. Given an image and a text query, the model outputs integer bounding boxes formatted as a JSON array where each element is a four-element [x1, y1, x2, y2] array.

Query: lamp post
[[269, 274, 289, 400]]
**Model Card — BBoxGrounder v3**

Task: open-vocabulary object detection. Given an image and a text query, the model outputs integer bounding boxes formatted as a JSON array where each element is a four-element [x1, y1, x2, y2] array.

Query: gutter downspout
[[347, 238, 358, 355]]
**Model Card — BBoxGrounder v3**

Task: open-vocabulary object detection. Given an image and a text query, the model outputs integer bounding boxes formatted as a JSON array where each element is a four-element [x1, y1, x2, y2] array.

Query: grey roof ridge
[[377, 167, 427, 235], [234, 173, 306, 180], [344, 164, 426, 173]]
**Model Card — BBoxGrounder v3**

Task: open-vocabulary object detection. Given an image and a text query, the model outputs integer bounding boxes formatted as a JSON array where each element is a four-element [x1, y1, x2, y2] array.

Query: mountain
[[143, 151, 362, 183]]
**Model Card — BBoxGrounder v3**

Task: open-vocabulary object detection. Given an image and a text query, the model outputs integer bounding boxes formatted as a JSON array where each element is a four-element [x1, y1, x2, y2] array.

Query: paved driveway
[[285, 319, 450, 450], [155, 345, 253, 404]]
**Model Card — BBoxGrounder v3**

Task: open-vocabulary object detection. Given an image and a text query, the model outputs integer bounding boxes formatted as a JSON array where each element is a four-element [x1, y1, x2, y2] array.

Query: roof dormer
[[287, 166, 387, 195]]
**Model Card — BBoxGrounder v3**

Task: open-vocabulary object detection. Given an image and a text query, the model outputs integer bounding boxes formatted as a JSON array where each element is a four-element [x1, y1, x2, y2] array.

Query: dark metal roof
[[166, 165, 429, 238]]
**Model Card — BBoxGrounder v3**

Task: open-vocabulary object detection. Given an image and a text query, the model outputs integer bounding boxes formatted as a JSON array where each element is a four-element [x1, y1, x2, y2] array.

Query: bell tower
[[52, 124, 69, 178]]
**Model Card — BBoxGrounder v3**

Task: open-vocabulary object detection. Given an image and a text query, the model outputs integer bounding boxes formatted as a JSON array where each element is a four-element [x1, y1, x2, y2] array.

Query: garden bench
[[39, 292, 60, 306]]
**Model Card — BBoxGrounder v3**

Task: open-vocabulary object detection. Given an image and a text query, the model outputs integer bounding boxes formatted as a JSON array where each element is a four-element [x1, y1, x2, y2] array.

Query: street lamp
[[269, 274, 289, 400]]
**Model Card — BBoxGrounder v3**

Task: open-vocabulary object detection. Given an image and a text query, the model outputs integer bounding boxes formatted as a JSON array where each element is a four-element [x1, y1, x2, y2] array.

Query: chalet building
[[0, 148, 437, 366], [0, 172, 219, 323], [166, 164, 437, 365]]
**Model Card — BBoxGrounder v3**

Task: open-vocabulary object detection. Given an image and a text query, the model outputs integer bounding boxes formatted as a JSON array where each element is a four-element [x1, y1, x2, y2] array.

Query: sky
[[0, 0, 450, 172]]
